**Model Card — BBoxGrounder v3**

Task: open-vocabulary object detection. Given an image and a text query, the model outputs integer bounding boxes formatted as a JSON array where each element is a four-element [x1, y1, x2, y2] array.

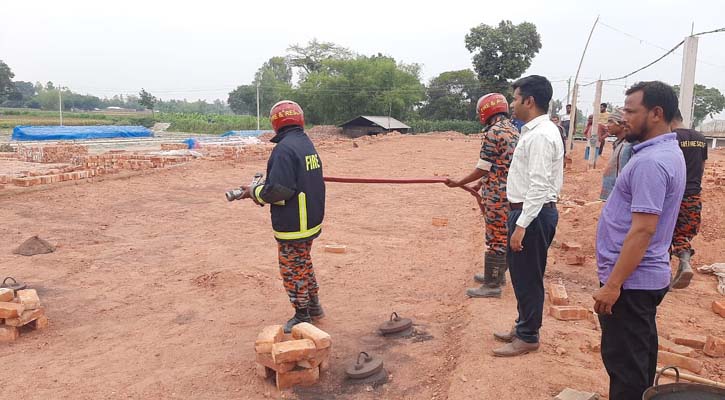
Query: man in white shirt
[[493, 75, 564, 357]]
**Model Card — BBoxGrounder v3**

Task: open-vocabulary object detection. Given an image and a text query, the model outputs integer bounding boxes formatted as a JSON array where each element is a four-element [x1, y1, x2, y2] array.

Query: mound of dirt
[[13, 235, 56, 256]]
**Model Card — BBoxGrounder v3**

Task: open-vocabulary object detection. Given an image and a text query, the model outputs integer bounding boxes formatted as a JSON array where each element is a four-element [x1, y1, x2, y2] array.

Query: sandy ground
[[0, 134, 723, 399]]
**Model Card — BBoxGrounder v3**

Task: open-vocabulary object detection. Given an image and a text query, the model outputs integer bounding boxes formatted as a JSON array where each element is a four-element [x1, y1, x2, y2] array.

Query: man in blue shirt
[[593, 81, 685, 400]]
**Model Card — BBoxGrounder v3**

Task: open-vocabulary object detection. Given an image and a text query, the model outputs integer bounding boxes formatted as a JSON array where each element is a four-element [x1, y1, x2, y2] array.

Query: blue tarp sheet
[[12, 125, 154, 141], [221, 130, 267, 137]]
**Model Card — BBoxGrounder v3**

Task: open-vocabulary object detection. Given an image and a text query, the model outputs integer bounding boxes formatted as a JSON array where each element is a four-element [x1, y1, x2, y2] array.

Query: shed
[[339, 116, 410, 138]]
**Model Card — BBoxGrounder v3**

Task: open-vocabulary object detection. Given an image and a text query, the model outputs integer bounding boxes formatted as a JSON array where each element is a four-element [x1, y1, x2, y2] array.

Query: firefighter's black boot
[[467, 253, 506, 298], [308, 295, 325, 319], [671, 251, 694, 289], [284, 306, 312, 333]]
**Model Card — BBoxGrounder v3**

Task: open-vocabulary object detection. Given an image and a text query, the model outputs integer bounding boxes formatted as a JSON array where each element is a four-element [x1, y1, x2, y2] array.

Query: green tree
[[228, 57, 294, 115], [465, 20, 542, 96], [255, 56, 292, 85], [674, 84, 725, 127], [287, 39, 354, 79], [139, 88, 157, 113], [0, 60, 17, 103], [421, 69, 482, 120], [294, 55, 424, 124]]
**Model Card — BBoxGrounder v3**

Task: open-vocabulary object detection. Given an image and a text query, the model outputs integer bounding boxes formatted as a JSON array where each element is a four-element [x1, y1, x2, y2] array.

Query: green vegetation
[[408, 120, 482, 134]]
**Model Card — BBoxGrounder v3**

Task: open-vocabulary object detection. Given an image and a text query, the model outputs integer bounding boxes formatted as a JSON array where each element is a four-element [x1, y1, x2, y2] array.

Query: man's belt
[[509, 202, 556, 210]]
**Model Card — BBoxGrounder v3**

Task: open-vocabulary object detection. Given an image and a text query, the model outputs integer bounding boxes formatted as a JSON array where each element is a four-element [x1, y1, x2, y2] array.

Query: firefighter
[[238, 100, 326, 332], [446, 93, 520, 298]]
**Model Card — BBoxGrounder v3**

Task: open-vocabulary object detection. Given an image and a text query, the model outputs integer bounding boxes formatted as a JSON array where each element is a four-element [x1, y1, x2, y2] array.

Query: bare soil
[[0, 134, 723, 399]]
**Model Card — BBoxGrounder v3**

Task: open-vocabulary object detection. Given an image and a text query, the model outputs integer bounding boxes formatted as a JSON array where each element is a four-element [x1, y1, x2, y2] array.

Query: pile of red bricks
[[17, 144, 88, 164], [200, 144, 274, 162], [547, 283, 591, 321], [0, 288, 48, 342], [255, 323, 331, 390], [160, 143, 188, 151]]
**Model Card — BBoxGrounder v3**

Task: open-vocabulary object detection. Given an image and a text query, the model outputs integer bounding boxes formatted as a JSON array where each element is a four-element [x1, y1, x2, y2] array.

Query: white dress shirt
[[507, 114, 564, 228]]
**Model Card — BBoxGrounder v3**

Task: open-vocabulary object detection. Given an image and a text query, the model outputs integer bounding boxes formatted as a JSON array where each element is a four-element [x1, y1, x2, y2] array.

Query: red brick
[[549, 305, 589, 321], [271, 339, 316, 364], [291, 322, 331, 349], [12, 177, 32, 187], [566, 254, 586, 266], [0, 288, 13, 302], [17, 289, 41, 310], [324, 245, 347, 254], [703, 335, 725, 358], [0, 301, 25, 318], [0, 326, 19, 342], [33, 315, 49, 330], [276, 366, 319, 390], [256, 352, 296, 373], [547, 283, 569, 306], [560, 242, 582, 251], [657, 350, 703, 373], [669, 333, 707, 350], [255, 325, 284, 354], [658, 337, 696, 357], [256, 363, 272, 379], [4, 307, 44, 327], [713, 300, 725, 318], [432, 217, 448, 227]]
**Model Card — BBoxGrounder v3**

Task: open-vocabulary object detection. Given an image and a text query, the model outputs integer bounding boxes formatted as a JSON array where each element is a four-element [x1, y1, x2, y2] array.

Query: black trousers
[[598, 286, 668, 400], [507, 207, 558, 343]]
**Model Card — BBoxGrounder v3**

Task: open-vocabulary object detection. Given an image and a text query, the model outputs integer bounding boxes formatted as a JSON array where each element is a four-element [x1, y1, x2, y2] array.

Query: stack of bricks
[[160, 143, 188, 151], [255, 323, 331, 390], [547, 283, 591, 321], [200, 144, 274, 162], [562, 242, 586, 266], [0, 288, 48, 342], [17, 144, 89, 164]]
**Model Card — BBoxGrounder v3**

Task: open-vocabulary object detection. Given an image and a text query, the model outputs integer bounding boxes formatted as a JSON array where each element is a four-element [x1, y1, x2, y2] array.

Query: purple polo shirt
[[596, 133, 685, 290]]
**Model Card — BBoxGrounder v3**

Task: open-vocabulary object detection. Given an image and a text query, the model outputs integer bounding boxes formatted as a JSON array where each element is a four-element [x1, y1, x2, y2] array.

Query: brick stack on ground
[[0, 288, 48, 342], [547, 282, 590, 321], [254, 323, 331, 390]]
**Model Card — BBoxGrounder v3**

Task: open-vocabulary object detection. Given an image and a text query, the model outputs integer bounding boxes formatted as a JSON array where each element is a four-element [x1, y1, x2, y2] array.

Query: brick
[[0, 288, 13, 302], [291, 322, 331, 349], [658, 337, 696, 357], [0, 326, 19, 342], [324, 245, 347, 254], [16, 289, 41, 310], [256, 352, 296, 373], [255, 363, 272, 379], [4, 307, 44, 327], [713, 300, 725, 318], [432, 217, 448, 227], [560, 242, 583, 251], [0, 302, 25, 319], [657, 350, 703, 373], [549, 305, 589, 321], [275, 366, 319, 390], [703, 335, 725, 358], [33, 315, 49, 330], [12, 177, 32, 187], [271, 339, 316, 364], [554, 388, 599, 400], [669, 333, 707, 350], [255, 324, 284, 354], [566, 254, 586, 266], [297, 347, 331, 369], [547, 283, 569, 306]]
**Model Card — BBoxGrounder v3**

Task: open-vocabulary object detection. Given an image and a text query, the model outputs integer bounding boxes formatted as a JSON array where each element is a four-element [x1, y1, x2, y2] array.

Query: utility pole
[[566, 77, 571, 105], [589, 80, 603, 169], [256, 81, 260, 131], [566, 84, 579, 150], [678, 35, 698, 128], [58, 86, 63, 126]]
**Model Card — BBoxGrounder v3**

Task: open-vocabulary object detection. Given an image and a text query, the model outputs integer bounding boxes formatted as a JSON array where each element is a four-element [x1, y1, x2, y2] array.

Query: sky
[[2, 0, 724, 120]]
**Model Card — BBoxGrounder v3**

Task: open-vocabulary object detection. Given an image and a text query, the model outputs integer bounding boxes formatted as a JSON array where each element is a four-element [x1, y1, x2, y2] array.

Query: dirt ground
[[0, 133, 723, 399]]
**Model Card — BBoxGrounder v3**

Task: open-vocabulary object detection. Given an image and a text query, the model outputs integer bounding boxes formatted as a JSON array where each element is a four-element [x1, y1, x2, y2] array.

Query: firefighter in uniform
[[238, 100, 326, 332], [446, 93, 520, 298]]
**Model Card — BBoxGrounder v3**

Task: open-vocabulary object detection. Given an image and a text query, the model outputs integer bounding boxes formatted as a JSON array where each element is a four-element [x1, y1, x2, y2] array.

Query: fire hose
[[323, 176, 485, 214]]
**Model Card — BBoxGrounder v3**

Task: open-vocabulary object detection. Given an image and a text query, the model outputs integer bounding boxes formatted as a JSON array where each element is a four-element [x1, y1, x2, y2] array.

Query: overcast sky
[[2, 0, 724, 119]]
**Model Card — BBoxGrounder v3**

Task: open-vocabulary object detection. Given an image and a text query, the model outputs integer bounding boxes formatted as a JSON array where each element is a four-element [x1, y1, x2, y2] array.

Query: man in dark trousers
[[670, 109, 708, 289], [492, 75, 564, 357], [239, 100, 326, 333], [593, 81, 685, 400]]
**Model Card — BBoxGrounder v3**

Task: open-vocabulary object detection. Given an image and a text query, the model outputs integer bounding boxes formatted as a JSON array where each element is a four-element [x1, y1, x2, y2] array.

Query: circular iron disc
[[345, 355, 384, 379], [379, 317, 412, 334]]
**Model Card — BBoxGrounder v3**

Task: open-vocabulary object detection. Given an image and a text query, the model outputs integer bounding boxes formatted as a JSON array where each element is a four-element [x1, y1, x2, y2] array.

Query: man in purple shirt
[[593, 81, 685, 400]]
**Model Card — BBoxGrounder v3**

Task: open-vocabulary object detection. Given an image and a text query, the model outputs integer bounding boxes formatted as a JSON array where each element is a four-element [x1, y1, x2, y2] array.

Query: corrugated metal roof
[[339, 116, 410, 130]]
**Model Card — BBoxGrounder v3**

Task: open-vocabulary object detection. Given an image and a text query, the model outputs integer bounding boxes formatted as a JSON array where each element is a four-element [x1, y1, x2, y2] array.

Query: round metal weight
[[379, 312, 413, 335], [346, 368, 389, 387], [1, 277, 27, 293], [345, 352, 384, 380]]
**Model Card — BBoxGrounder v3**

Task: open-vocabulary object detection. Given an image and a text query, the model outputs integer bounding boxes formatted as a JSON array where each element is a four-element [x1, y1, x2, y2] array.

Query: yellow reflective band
[[254, 185, 266, 204], [298, 192, 308, 231], [274, 224, 322, 240]]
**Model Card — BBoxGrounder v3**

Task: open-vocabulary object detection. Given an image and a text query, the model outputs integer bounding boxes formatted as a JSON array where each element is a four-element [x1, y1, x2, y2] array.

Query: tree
[[139, 88, 157, 113], [228, 57, 294, 115], [294, 55, 425, 124], [0, 60, 17, 103], [227, 85, 257, 115], [287, 39, 354, 79], [674, 84, 725, 127], [465, 20, 542, 96], [255, 56, 292, 85], [420, 69, 483, 120]]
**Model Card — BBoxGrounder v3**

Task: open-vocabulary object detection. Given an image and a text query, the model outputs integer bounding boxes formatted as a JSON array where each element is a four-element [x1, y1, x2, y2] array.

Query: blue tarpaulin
[[221, 130, 267, 137], [12, 125, 154, 141]]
